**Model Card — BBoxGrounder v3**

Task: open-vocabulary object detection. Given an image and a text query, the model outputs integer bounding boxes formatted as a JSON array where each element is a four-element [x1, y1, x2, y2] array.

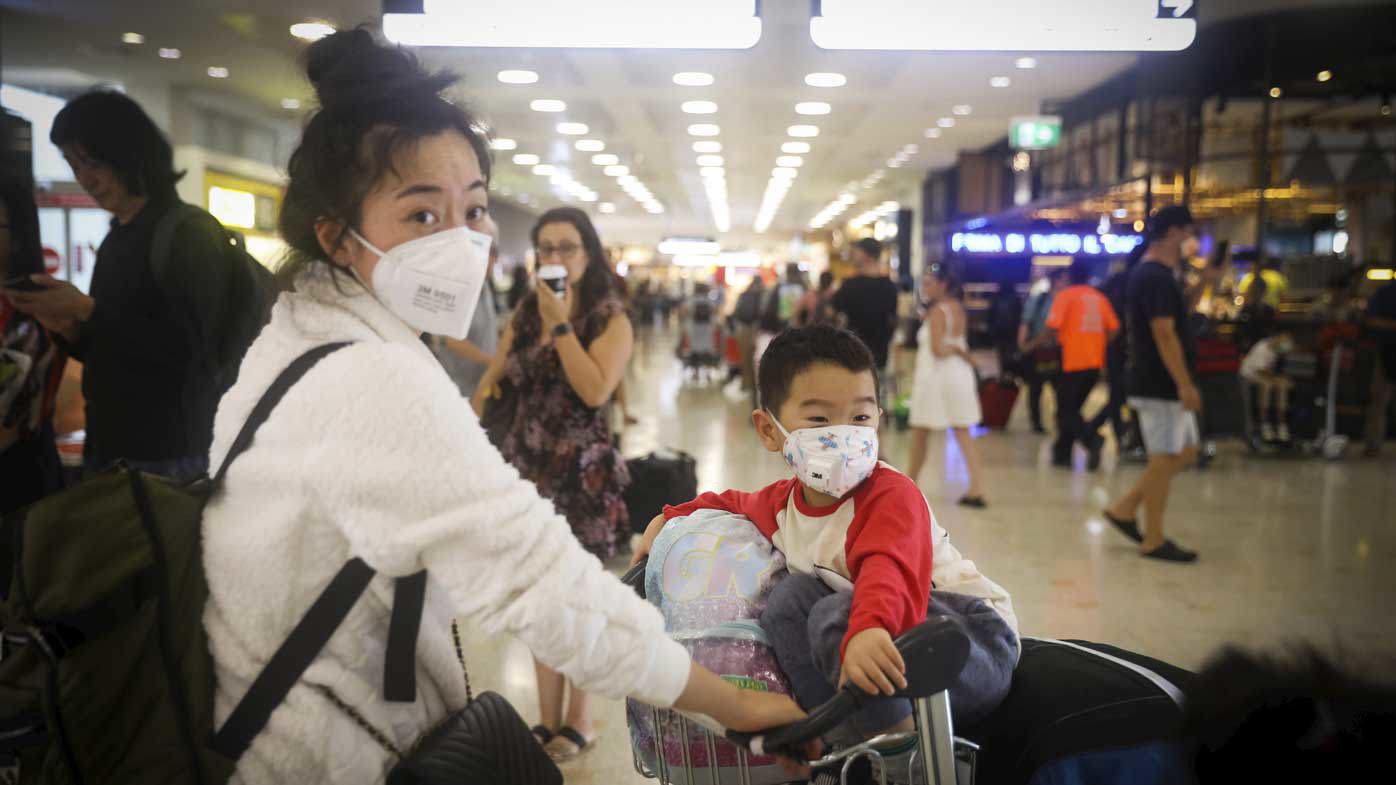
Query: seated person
[[1240, 331, 1295, 442], [635, 325, 1019, 744]]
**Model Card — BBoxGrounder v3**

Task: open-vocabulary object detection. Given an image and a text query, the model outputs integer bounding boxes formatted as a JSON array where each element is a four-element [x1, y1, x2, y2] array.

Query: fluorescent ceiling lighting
[[990, 76, 1011, 88], [491, 138, 518, 150], [604, 165, 630, 176], [776, 156, 803, 167], [532, 164, 556, 175], [513, 153, 541, 165], [592, 153, 619, 165], [556, 122, 589, 135], [658, 238, 721, 255], [700, 167, 726, 178], [122, 32, 145, 45], [788, 124, 819, 137], [693, 141, 723, 153], [805, 72, 847, 87], [903, 144, 919, 154], [290, 20, 336, 41], [808, 1, 1195, 52], [953, 104, 972, 116], [530, 99, 566, 112], [498, 69, 540, 84], [772, 167, 799, 178], [158, 47, 181, 59], [281, 98, 302, 110], [682, 100, 718, 114], [696, 154, 724, 167], [1015, 57, 1037, 69], [673, 71, 715, 86], [599, 202, 616, 213], [887, 159, 903, 168], [688, 123, 721, 136], [575, 139, 605, 151], [924, 128, 942, 138], [580, 193, 599, 202], [207, 67, 229, 79], [384, 1, 762, 49], [795, 101, 831, 115], [782, 141, 811, 154], [937, 117, 955, 128]]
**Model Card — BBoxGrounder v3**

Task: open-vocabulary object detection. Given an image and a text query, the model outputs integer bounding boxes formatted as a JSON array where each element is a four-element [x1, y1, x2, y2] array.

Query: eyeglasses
[[537, 243, 581, 260]]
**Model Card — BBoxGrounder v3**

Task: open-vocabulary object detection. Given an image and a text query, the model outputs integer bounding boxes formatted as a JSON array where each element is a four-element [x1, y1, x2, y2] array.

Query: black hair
[[277, 26, 492, 285], [1184, 646, 1396, 783], [926, 263, 963, 299], [1068, 257, 1093, 285], [50, 90, 182, 198], [818, 271, 835, 291], [1147, 205, 1195, 242], [0, 174, 43, 279], [758, 325, 879, 414], [854, 237, 883, 262], [512, 206, 621, 348]]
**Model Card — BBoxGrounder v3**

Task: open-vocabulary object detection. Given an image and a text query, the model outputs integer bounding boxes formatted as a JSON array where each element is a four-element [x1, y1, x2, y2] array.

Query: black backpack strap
[[211, 342, 353, 486], [211, 558, 376, 759], [148, 203, 206, 288]]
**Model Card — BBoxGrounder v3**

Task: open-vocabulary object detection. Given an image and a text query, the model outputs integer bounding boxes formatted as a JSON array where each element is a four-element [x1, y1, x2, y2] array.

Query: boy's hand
[[630, 513, 667, 566], [839, 628, 907, 696]]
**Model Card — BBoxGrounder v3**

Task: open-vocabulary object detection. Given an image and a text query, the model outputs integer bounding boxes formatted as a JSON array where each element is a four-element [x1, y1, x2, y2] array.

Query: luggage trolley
[[621, 561, 980, 785]]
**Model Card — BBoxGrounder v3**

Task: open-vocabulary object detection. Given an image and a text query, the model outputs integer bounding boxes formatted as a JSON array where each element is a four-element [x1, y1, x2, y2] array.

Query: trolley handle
[[726, 615, 971, 760]]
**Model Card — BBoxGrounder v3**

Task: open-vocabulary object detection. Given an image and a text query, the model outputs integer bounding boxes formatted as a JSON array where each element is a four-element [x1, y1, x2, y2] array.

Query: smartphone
[[537, 264, 569, 295], [1, 275, 44, 292]]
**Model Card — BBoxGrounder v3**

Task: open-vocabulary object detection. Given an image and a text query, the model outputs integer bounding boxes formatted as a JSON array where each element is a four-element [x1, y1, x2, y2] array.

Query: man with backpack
[[732, 276, 766, 396], [4, 91, 271, 481]]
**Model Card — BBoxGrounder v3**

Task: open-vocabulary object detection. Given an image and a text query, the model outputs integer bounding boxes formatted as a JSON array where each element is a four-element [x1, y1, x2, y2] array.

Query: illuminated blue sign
[[950, 232, 1143, 256]]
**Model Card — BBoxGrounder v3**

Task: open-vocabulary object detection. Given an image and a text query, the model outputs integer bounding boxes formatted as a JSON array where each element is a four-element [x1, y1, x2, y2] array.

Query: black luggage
[[961, 638, 1192, 785], [622, 449, 698, 535]]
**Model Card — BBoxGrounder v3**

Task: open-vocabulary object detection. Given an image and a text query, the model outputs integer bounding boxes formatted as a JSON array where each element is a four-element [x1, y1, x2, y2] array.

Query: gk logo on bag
[[662, 533, 774, 603]]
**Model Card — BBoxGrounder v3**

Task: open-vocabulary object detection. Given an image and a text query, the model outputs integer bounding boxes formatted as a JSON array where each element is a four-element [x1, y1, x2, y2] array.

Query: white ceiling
[[4, 0, 1351, 247]]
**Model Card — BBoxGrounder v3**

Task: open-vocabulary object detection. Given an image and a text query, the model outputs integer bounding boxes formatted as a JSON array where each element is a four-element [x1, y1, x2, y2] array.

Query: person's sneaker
[[1261, 423, 1277, 442], [1051, 455, 1072, 468], [1122, 446, 1148, 464], [1086, 439, 1104, 472], [1277, 423, 1291, 442], [1142, 540, 1198, 563]]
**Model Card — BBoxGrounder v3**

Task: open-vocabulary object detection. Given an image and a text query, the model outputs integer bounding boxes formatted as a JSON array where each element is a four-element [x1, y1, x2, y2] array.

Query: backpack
[[0, 343, 431, 784], [733, 286, 764, 325], [621, 449, 698, 535], [150, 204, 276, 393]]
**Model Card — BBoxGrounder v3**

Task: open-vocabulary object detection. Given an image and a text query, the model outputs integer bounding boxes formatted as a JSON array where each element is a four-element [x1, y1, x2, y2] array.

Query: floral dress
[[485, 298, 631, 560]]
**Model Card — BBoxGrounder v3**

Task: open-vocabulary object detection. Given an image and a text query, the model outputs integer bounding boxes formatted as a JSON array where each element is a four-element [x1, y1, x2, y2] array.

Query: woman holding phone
[[472, 206, 635, 760]]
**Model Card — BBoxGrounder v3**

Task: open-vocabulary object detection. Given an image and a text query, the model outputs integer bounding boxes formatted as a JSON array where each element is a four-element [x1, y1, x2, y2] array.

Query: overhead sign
[[1011, 116, 1063, 150], [951, 232, 1144, 256], [811, 0, 1197, 52]]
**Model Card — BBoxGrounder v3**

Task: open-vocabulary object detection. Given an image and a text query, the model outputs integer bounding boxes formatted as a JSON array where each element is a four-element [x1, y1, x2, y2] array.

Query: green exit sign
[[1011, 116, 1063, 150]]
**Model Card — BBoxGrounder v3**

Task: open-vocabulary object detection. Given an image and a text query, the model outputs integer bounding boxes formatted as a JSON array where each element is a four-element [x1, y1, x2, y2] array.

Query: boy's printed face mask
[[768, 413, 879, 499]]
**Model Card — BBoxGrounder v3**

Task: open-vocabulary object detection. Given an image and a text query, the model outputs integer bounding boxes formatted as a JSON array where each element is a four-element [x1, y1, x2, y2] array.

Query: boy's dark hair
[[758, 325, 880, 413], [50, 90, 182, 198], [854, 237, 883, 262], [1183, 646, 1396, 783]]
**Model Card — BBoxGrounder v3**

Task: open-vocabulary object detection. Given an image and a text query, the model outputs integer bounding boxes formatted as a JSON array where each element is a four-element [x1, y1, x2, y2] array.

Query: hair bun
[[304, 26, 454, 112]]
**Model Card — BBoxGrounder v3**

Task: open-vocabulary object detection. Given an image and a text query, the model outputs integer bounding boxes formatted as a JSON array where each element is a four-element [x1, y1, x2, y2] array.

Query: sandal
[[1103, 511, 1143, 543], [957, 495, 987, 509], [544, 725, 598, 762], [530, 725, 553, 747]]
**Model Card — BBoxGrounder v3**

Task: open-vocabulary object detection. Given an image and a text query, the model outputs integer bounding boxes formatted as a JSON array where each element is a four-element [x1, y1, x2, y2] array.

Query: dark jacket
[[54, 193, 236, 464]]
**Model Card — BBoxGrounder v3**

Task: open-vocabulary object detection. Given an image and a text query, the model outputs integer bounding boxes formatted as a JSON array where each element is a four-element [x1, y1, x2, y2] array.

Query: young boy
[[1240, 331, 1295, 442], [635, 326, 1019, 740]]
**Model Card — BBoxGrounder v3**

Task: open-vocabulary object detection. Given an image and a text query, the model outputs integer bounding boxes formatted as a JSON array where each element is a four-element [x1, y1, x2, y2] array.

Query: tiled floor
[[456, 327, 1396, 784]]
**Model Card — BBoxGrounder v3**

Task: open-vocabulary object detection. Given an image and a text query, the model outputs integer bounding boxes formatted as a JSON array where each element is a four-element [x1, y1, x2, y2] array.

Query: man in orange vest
[[1045, 258, 1120, 470]]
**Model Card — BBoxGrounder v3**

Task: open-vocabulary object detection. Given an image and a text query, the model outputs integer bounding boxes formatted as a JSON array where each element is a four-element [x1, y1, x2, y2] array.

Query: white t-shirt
[[1241, 337, 1283, 380]]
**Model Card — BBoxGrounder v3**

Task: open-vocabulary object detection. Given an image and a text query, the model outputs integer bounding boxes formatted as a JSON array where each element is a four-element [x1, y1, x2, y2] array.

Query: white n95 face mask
[[349, 225, 493, 340], [768, 414, 879, 499]]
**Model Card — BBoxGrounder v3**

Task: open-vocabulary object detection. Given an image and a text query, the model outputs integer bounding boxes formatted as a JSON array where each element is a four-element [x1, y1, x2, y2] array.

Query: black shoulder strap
[[211, 558, 376, 759], [148, 203, 206, 288], [211, 343, 353, 486], [208, 341, 430, 759]]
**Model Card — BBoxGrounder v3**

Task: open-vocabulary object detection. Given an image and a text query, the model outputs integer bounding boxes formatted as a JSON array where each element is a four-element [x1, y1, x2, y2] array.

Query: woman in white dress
[[907, 266, 988, 507]]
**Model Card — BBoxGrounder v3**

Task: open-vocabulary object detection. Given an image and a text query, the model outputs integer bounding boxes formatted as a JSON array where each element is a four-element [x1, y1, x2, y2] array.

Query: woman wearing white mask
[[472, 206, 634, 760], [202, 28, 804, 784]]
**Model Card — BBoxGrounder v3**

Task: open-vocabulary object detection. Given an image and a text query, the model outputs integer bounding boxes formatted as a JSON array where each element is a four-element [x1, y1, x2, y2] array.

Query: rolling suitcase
[[979, 377, 1020, 430], [622, 449, 699, 535]]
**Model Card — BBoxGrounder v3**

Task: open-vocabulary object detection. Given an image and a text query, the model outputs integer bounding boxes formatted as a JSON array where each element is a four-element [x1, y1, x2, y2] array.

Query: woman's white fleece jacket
[[202, 271, 690, 784]]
